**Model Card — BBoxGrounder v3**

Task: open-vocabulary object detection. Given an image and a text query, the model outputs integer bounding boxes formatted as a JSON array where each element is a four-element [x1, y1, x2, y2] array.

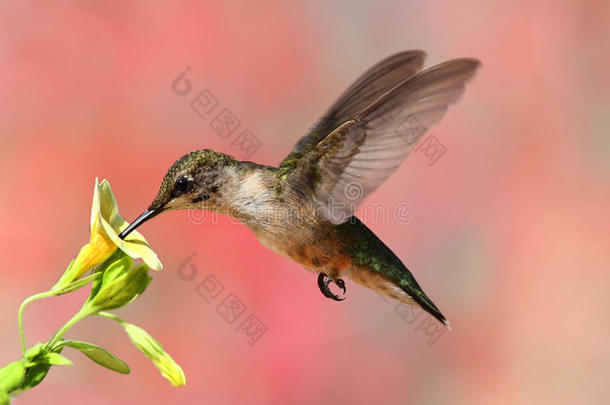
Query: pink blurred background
[[1, 1, 609, 404]]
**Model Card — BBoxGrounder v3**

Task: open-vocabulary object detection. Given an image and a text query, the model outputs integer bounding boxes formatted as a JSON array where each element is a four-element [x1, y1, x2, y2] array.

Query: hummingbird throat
[[194, 164, 279, 226]]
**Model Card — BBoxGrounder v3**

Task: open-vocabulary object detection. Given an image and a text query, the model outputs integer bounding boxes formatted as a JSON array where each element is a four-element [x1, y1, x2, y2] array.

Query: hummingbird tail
[[335, 216, 451, 328], [405, 286, 451, 330], [349, 263, 450, 329]]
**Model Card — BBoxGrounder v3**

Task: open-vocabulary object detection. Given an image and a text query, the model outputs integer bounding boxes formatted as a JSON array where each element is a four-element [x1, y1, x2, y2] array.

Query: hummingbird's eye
[[174, 177, 191, 195]]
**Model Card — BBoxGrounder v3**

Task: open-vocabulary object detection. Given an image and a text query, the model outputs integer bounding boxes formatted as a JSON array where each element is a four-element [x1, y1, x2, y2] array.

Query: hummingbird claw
[[335, 278, 346, 294], [317, 273, 346, 301]]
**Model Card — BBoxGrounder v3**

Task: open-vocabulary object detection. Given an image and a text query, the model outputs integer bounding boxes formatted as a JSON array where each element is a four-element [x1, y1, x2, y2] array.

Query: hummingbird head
[[119, 149, 237, 239]]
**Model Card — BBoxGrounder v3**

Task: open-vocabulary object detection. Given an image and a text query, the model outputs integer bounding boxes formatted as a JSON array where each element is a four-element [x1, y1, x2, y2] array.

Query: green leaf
[[88, 251, 132, 302], [37, 353, 72, 366], [0, 361, 25, 394], [59, 341, 130, 374], [24, 343, 44, 362], [54, 272, 102, 295], [51, 259, 76, 292], [20, 363, 52, 391], [101, 254, 133, 286], [84, 264, 151, 313], [20, 345, 64, 390]]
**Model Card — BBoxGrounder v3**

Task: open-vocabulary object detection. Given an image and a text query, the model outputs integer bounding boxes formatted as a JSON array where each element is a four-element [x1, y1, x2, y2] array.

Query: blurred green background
[[1, 0, 609, 404]]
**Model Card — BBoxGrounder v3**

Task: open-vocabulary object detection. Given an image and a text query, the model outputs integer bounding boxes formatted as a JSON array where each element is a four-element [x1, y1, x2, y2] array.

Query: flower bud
[[0, 361, 25, 395], [123, 324, 185, 387], [84, 264, 151, 314]]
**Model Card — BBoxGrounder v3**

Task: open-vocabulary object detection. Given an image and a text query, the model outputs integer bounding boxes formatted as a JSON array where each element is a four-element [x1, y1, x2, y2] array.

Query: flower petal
[[121, 240, 163, 271], [100, 218, 163, 271], [92, 179, 163, 271], [98, 180, 123, 230], [90, 178, 101, 231]]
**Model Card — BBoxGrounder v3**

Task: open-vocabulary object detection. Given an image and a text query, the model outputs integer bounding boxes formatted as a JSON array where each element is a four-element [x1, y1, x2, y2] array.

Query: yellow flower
[[123, 323, 186, 387], [56, 179, 162, 288]]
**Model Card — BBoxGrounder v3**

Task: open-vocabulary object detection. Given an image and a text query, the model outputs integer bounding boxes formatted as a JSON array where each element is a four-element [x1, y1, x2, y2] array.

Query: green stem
[[18, 291, 56, 356], [97, 311, 126, 324], [45, 310, 122, 351], [45, 308, 90, 351], [17, 272, 102, 356]]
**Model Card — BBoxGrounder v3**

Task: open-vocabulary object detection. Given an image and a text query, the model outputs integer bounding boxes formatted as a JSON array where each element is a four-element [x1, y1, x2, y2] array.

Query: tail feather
[[384, 264, 450, 328], [336, 217, 450, 328], [406, 282, 450, 329]]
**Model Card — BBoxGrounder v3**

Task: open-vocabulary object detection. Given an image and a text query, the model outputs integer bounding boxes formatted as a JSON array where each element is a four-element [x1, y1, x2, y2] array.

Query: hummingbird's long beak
[[119, 208, 162, 240]]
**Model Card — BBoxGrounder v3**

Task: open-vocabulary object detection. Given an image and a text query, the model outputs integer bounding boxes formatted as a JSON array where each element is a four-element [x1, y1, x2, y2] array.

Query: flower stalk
[[0, 178, 184, 404]]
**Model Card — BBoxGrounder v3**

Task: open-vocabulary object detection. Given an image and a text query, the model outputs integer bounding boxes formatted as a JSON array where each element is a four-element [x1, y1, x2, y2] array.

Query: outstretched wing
[[279, 50, 426, 170], [294, 58, 481, 224]]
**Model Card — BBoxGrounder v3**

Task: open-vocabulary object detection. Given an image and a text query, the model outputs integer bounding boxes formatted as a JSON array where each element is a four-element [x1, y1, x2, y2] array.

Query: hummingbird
[[119, 50, 480, 327]]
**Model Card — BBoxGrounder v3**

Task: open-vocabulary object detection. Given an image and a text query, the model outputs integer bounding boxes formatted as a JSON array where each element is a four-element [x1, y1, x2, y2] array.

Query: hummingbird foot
[[317, 273, 346, 301]]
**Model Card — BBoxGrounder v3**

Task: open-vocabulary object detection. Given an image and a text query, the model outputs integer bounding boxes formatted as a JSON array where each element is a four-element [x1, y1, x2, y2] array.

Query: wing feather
[[296, 58, 481, 224], [279, 51, 426, 170]]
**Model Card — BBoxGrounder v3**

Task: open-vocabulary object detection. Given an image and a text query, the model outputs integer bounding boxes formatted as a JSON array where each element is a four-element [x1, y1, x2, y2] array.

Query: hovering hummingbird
[[120, 50, 480, 327]]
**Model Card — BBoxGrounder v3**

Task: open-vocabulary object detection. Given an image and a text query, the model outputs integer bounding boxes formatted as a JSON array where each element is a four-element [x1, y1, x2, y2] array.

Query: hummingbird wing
[[294, 58, 481, 224], [279, 50, 426, 170]]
